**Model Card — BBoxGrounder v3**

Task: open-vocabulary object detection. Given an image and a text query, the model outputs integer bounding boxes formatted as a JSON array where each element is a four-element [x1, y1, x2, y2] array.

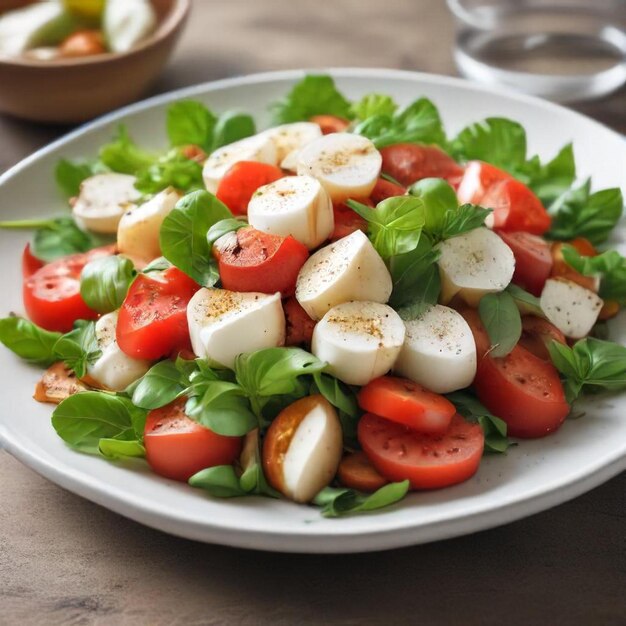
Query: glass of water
[[447, 0, 626, 101]]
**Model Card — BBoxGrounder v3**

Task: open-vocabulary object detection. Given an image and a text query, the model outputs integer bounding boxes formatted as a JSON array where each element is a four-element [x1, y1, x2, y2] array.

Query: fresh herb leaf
[[141, 256, 172, 273], [212, 111, 256, 150], [189, 465, 246, 498], [167, 100, 216, 151], [548, 338, 626, 402], [547, 179, 623, 245], [347, 196, 425, 258], [132, 360, 187, 410], [0, 317, 61, 366], [239, 429, 280, 497], [99, 126, 155, 175], [53, 320, 101, 378], [270, 74, 352, 124], [439, 204, 491, 240], [522, 143, 576, 205], [55, 159, 96, 198], [134, 150, 204, 195], [311, 372, 359, 418], [478, 291, 522, 357], [80, 255, 136, 314], [506, 283, 545, 317], [99, 438, 145, 459], [206, 218, 247, 248], [312, 481, 410, 518], [350, 93, 397, 120], [159, 190, 231, 286], [52, 392, 147, 455], [407, 177, 457, 234], [446, 391, 513, 453]]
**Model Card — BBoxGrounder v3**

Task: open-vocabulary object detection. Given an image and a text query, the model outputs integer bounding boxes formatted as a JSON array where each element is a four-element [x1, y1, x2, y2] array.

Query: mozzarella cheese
[[104, 0, 157, 54], [296, 133, 382, 203], [87, 312, 151, 392], [394, 305, 477, 393], [261, 122, 323, 164], [540, 278, 604, 339], [187, 288, 285, 368], [295, 230, 392, 321], [202, 134, 278, 193], [437, 227, 516, 306], [312, 301, 405, 385], [247, 175, 334, 250], [73, 173, 141, 234], [117, 187, 180, 262]]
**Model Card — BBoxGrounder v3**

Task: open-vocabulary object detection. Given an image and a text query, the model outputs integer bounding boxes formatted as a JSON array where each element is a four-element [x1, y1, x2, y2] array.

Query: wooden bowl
[[0, 0, 190, 124]]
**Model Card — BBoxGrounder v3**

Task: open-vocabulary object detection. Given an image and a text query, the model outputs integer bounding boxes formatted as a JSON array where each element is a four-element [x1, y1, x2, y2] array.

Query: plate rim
[[1, 67, 625, 553]]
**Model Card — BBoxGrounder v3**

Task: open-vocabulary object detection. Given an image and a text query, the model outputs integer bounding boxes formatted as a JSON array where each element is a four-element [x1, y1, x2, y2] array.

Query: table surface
[[1, 1, 624, 624]]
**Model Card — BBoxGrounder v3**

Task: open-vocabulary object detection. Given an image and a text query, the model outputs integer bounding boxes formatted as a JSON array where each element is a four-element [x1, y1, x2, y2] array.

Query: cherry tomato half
[[337, 451, 388, 492], [116, 267, 200, 360], [330, 200, 369, 241], [456, 161, 511, 205], [369, 178, 406, 204], [518, 316, 567, 362], [144, 399, 242, 482], [309, 114, 350, 134], [22, 243, 45, 279], [214, 226, 309, 296], [358, 413, 484, 490]]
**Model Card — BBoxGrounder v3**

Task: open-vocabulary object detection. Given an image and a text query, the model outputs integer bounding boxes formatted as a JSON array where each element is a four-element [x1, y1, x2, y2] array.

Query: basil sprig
[[478, 291, 522, 358], [0, 317, 62, 366], [80, 255, 136, 314]]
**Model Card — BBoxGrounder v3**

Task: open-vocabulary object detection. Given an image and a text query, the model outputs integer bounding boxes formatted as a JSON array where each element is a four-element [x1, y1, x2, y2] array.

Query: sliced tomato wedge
[[369, 178, 406, 204], [457, 307, 490, 361], [519, 316, 567, 362], [337, 451, 388, 492], [144, 399, 242, 482], [358, 376, 456, 434], [283, 296, 316, 346], [23, 245, 115, 332], [216, 161, 284, 216], [214, 226, 309, 296], [380, 144, 464, 187], [309, 114, 350, 134], [474, 344, 570, 438], [330, 200, 369, 241], [116, 267, 200, 360], [497, 231, 553, 296], [22, 243, 45, 279], [358, 413, 484, 490], [456, 161, 511, 205]]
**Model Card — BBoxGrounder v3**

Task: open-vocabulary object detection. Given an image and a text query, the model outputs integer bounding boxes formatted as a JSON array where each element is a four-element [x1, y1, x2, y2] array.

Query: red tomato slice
[[456, 161, 511, 205], [22, 243, 45, 279], [519, 316, 566, 362], [23, 245, 115, 332], [216, 161, 284, 216], [474, 345, 570, 438], [457, 307, 490, 361], [214, 226, 309, 296], [358, 413, 484, 490], [481, 178, 551, 235], [330, 200, 370, 241], [369, 178, 406, 204], [116, 267, 200, 360], [144, 399, 242, 482], [283, 296, 316, 346], [358, 376, 456, 434], [309, 114, 350, 134], [380, 144, 464, 187], [337, 451, 388, 492], [497, 231, 553, 296], [551, 240, 599, 292]]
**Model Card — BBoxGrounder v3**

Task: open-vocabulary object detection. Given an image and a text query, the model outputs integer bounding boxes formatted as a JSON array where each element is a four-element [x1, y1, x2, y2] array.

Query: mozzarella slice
[[280, 149, 300, 173], [73, 173, 140, 234], [540, 278, 603, 339], [202, 134, 278, 193], [187, 288, 285, 368], [437, 227, 516, 306], [312, 301, 405, 385], [394, 305, 477, 393], [295, 230, 392, 321], [296, 133, 382, 203], [117, 187, 180, 263], [262, 122, 323, 164], [247, 175, 334, 250], [104, 0, 157, 54], [87, 312, 151, 392]]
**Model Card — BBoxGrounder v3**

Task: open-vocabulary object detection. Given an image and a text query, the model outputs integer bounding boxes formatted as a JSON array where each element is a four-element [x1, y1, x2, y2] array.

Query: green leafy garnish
[[521, 143, 576, 204], [131, 359, 188, 410], [350, 93, 397, 120], [206, 218, 247, 249], [211, 111, 256, 149], [52, 320, 101, 379], [80, 255, 136, 314], [189, 465, 246, 497], [55, 159, 98, 198], [166, 100, 217, 151], [99, 125, 155, 174], [134, 150, 204, 195], [99, 439, 146, 460], [0, 317, 62, 366], [506, 283, 545, 318], [478, 291, 522, 357]]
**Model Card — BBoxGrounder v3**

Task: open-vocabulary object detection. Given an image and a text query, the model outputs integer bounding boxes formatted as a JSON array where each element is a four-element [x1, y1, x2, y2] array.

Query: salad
[[1, 74, 625, 518]]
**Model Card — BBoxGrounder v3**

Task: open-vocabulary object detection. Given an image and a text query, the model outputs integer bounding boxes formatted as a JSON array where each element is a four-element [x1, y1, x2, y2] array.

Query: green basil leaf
[[350, 93, 398, 120], [134, 151, 204, 195], [522, 143, 576, 205], [407, 177, 458, 234], [313, 481, 410, 518], [159, 190, 231, 286], [141, 256, 172, 273], [439, 204, 491, 240], [99, 125, 156, 175], [80, 255, 136, 314], [270, 74, 352, 124], [239, 430, 280, 497], [311, 372, 359, 418], [98, 438, 146, 459], [446, 391, 513, 453], [506, 283, 545, 317], [347, 196, 425, 258], [55, 159, 96, 198], [212, 111, 256, 150], [132, 360, 186, 410], [547, 179, 623, 245], [166, 100, 216, 151], [53, 320, 101, 378], [206, 218, 247, 248], [0, 317, 62, 366], [478, 291, 522, 358], [189, 465, 246, 498], [52, 392, 147, 455]]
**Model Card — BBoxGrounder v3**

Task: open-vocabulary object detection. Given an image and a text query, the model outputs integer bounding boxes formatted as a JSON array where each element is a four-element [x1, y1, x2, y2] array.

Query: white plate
[[0, 69, 625, 553]]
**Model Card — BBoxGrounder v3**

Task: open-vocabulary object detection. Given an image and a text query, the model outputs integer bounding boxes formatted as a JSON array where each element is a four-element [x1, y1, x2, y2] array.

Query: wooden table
[[1, 2, 624, 623]]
